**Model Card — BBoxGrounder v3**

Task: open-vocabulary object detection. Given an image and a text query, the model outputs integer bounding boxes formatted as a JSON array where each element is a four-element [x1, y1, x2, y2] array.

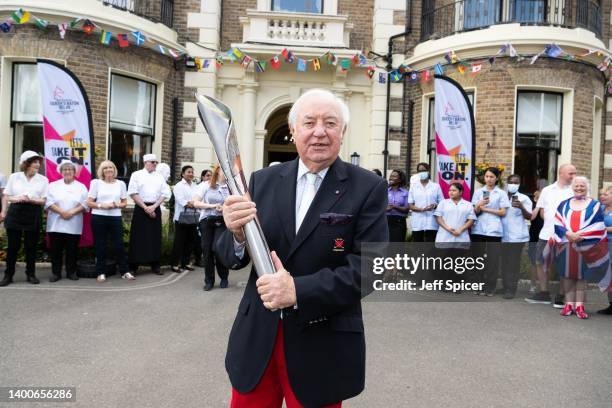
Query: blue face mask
[[507, 184, 519, 194], [418, 171, 429, 181]]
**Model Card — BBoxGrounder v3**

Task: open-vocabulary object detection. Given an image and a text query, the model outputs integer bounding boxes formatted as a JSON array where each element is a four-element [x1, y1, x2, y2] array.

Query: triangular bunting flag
[[100, 31, 112, 45], [421, 70, 431, 83], [69, 18, 82, 29], [312, 58, 321, 71], [281, 48, 294, 63], [326, 52, 337, 65], [11, 9, 30, 24], [457, 65, 466, 75], [340, 59, 350, 71], [471, 63, 482, 74], [58, 23, 67, 39], [168, 49, 179, 59], [434, 63, 444, 75], [297, 59, 307, 72], [117, 33, 129, 48], [232, 48, 243, 59], [203, 59, 210, 68], [0, 21, 12, 33], [367, 67, 375, 79], [255, 60, 265, 73], [131, 31, 145, 46], [390, 70, 401, 82], [157, 44, 166, 55], [35, 18, 48, 29], [82, 20, 95, 34], [270, 55, 281, 69], [241, 55, 252, 69], [194, 58, 203, 70], [378, 73, 386, 84]]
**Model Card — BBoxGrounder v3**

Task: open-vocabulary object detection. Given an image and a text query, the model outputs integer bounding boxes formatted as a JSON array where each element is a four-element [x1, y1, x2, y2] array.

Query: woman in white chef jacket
[[0, 151, 48, 286], [45, 160, 88, 282], [434, 182, 477, 285]]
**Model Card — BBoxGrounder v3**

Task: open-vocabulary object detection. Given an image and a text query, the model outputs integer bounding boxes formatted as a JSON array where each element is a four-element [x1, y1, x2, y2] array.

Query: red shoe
[[575, 305, 589, 320], [560, 304, 574, 317]]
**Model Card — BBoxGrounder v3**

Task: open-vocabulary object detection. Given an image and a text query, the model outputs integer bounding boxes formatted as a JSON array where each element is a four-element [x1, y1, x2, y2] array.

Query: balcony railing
[[421, 0, 602, 41], [99, 0, 173, 28], [240, 10, 352, 48]]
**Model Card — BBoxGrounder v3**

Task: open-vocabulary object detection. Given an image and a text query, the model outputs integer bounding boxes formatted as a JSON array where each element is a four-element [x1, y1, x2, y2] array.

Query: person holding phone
[[500, 174, 532, 299], [471, 167, 510, 295]]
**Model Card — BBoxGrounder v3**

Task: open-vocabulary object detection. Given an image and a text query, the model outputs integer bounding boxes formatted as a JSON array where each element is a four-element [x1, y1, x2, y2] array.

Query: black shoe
[[203, 283, 213, 291], [597, 303, 612, 315], [67, 274, 79, 281], [553, 294, 565, 309], [524, 291, 551, 304], [49, 275, 61, 283], [0, 276, 13, 287], [27, 276, 40, 284], [220, 279, 228, 289], [181, 265, 195, 271], [171, 266, 181, 273], [502, 292, 515, 300], [153, 269, 163, 276]]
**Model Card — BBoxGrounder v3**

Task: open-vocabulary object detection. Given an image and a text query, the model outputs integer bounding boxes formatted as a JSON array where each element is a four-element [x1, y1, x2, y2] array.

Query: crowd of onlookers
[[1, 153, 611, 317], [383, 162, 612, 319], [0, 151, 229, 292]]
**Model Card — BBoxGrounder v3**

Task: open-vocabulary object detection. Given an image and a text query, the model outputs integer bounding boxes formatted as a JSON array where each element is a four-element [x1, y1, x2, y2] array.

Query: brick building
[[0, 0, 201, 184], [389, 0, 611, 194]]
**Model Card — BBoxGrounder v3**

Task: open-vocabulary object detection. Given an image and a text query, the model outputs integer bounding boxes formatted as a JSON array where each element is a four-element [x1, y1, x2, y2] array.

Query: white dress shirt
[[5, 172, 48, 199], [295, 159, 329, 223], [172, 178, 200, 222], [45, 179, 88, 234], [471, 186, 510, 237], [502, 192, 532, 243], [536, 181, 573, 240], [407, 181, 444, 231], [88, 179, 127, 217], [434, 198, 477, 243], [127, 168, 171, 203]]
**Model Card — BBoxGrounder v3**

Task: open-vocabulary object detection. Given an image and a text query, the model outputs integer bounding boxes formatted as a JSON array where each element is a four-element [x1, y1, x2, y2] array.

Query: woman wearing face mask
[[171, 165, 200, 272], [472, 167, 510, 296], [386, 169, 409, 242], [545, 176, 608, 319], [408, 163, 443, 242], [499, 175, 532, 299]]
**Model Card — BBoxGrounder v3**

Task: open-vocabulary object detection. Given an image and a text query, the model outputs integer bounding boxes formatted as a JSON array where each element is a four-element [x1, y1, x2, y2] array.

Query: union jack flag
[[543, 198, 611, 292]]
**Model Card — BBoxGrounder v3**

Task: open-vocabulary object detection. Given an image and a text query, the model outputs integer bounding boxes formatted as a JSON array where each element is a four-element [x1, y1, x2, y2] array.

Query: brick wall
[[221, 0, 255, 50], [399, 58, 605, 181], [0, 25, 185, 171]]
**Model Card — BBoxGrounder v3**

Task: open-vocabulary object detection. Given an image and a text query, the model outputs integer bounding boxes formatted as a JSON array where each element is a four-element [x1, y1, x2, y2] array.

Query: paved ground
[[0, 265, 611, 408]]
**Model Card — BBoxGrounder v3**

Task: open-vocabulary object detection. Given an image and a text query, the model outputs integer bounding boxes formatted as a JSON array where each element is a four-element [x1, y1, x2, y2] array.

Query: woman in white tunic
[[434, 183, 477, 286], [500, 174, 532, 299], [0, 151, 48, 286], [46, 160, 88, 282], [408, 162, 443, 242], [471, 167, 510, 295]]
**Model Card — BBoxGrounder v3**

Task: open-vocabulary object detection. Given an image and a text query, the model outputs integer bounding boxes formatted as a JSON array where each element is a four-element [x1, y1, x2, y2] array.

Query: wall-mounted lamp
[[350, 152, 360, 167]]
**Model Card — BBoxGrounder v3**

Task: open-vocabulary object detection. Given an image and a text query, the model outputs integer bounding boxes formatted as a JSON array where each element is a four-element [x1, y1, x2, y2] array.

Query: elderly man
[[525, 163, 576, 307], [127, 154, 171, 275], [217, 89, 388, 407]]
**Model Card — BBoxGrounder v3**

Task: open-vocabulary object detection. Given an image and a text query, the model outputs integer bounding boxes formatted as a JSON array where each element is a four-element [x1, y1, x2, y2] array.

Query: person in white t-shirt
[[87, 160, 130, 282], [46, 160, 88, 282], [0, 151, 48, 286], [525, 163, 576, 306]]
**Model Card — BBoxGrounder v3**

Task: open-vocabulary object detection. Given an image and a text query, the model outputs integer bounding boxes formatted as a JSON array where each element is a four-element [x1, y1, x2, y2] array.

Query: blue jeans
[[92, 215, 128, 276]]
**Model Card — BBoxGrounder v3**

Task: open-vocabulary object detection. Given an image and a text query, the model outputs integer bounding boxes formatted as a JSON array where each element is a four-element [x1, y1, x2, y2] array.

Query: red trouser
[[230, 323, 342, 408]]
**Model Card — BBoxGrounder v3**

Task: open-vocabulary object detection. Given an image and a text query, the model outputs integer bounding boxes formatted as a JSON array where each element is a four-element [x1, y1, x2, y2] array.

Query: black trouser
[[500, 242, 525, 295], [387, 215, 407, 242], [200, 217, 229, 285], [412, 230, 437, 242], [49, 232, 79, 277], [471, 234, 502, 292], [5, 228, 38, 278], [92, 215, 128, 276], [171, 221, 197, 267]]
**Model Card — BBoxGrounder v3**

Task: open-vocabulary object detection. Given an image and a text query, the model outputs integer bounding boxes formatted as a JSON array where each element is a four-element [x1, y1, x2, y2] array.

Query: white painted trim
[[0, 56, 66, 174], [0, 0, 182, 51], [107, 68, 164, 163], [512, 85, 574, 175], [591, 95, 603, 189], [256, 94, 293, 129]]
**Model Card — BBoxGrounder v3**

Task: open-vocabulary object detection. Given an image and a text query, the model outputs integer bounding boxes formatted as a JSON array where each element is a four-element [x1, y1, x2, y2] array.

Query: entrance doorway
[[264, 106, 298, 166]]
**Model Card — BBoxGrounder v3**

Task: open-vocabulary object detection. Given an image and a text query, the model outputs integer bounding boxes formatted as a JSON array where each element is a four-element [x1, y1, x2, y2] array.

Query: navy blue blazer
[[216, 157, 388, 406]]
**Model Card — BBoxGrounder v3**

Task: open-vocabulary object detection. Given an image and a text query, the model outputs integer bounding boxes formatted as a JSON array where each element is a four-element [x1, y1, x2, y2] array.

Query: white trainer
[[97, 274, 106, 282], [122, 272, 136, 280]]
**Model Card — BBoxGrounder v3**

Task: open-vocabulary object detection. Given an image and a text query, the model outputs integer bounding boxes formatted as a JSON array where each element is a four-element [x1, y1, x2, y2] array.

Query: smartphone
[[483, 190, 490, 199], [512, 195, 519, 203]]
